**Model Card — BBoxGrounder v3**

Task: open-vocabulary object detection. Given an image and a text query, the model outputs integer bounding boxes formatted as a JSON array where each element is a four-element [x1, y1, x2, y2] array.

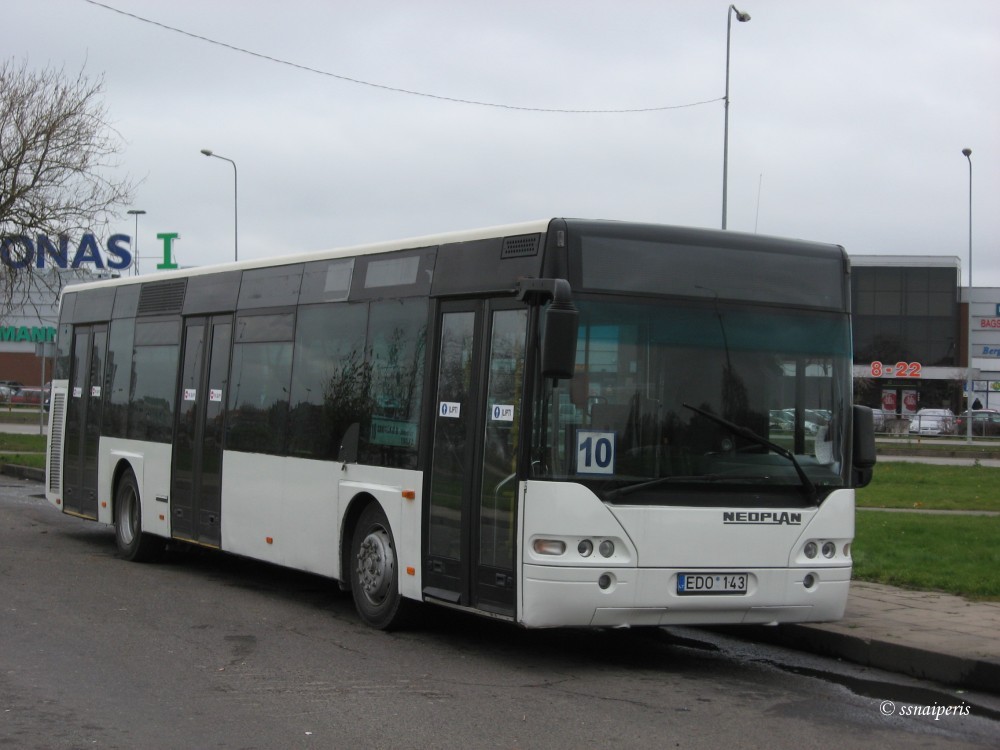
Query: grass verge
[[856, 461, 1000, 512], [0, 433, 46, 452], [0, 433, 47, 470], [853, 512, 1000, 600]]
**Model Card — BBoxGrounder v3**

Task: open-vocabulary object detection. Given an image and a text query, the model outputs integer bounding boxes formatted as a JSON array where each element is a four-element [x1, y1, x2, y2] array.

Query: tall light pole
[[200, 149, 239, 262], [126, 209, 146, 276], [963, 147, 973, 442], [722, 4, 751, 230]]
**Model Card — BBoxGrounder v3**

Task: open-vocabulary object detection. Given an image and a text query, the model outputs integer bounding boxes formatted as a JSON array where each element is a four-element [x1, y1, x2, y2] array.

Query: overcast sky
[[6, 0, 999, 285]]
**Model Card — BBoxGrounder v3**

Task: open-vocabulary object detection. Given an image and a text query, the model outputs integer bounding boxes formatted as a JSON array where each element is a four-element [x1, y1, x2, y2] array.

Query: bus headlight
[[804, 541, 818, 559], [599, 540, 615, 558], [577, 539, 594, 557], [822, 541, 836, 558]]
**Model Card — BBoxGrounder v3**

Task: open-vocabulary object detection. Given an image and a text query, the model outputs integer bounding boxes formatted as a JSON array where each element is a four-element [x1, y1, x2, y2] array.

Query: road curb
[[734, 623, 1000, 694], [0, 464, 44, 483]]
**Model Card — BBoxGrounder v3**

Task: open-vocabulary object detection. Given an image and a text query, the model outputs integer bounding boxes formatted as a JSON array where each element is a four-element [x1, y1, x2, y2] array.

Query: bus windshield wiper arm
[[682, 403, 817, 503], [604, 474, 726, 500]]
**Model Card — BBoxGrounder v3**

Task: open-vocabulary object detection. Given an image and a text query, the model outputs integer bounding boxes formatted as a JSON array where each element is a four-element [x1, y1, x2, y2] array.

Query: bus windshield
[[531, 296, 853, 505]]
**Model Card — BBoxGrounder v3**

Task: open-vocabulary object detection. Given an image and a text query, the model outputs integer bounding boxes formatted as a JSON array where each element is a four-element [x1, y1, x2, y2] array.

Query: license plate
[[677, 572, 748, 595]]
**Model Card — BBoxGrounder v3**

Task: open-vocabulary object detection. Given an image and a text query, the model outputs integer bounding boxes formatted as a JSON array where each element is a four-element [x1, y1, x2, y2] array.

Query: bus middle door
[[170, 315, 231, 548]]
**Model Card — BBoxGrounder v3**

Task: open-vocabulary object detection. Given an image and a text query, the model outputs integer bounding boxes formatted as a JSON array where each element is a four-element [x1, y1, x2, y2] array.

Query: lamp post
[[200, 149, 239, 262], [722, 4, 751, 230], [126, 209, 146, 276], [963, 148, 973, 442]]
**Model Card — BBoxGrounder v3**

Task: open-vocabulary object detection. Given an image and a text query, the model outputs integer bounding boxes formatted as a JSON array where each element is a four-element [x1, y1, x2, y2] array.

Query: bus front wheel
[[114, 469, 164, 562], [350, 503, 411, 630]]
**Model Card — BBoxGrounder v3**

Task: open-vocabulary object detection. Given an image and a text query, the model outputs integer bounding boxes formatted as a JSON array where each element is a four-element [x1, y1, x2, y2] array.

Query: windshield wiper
[[604, 474, 729, 500], [681, 403, 817, 503]]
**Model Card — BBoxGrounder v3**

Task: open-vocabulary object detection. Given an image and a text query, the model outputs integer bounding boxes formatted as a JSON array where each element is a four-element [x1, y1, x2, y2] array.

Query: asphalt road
[[2, 477, 998, 750]]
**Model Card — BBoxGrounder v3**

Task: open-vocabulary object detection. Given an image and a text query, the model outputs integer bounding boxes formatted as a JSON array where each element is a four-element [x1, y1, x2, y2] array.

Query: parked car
[[9, 386, 49, 408], [870, 408, 890, 432], [955, 409, 1000, 437], [908, 408, 955, 436]]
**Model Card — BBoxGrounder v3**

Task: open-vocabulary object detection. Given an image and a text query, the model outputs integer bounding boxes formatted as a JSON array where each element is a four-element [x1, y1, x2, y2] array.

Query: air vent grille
[[501, 234, 540, 259], [47, 391, 66, 494], [138, 280, 187, 316]]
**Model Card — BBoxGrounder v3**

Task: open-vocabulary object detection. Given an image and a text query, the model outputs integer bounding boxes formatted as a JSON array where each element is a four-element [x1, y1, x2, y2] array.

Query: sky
[[5, 0, 999, 284]]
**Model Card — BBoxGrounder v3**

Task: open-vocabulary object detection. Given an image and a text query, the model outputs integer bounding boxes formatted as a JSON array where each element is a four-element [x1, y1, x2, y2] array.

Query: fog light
[[532, 539, 566, 555], [822, 541, 836, 558], [598, 573, 613, 590], [803, 573, 816, 589], [599, 540, 615, 558], [804, 541, 818, 559], [578, 539, 594, 557]]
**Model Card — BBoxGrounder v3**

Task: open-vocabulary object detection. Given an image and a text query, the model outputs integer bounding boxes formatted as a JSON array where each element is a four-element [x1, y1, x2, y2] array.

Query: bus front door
[[170, 315, 232, 548], [63, 324, 107, 519], [426, 302, 527, 617]]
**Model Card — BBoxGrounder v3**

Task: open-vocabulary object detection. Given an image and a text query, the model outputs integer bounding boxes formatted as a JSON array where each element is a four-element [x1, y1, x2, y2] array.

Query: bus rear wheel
[[350, 503, 412, 630], [114, 469, 164, 562]]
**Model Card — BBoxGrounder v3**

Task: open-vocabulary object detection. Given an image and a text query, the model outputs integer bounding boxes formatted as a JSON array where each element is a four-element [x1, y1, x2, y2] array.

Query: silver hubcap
[[356, 528, 395, 606], [117, 487, 137, 545]]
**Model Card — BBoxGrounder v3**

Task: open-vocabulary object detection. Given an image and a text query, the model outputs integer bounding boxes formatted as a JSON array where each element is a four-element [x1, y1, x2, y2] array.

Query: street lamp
[[722, 5, 751, 230], [200, 149, 239, 262], [126, 209, 146, 276], [962, 147, 973, 442]]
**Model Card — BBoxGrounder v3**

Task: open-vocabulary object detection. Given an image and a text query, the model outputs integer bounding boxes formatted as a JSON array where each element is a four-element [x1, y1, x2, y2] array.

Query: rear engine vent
[[501, 234, 541, 259], [47, 391, 66, 494]]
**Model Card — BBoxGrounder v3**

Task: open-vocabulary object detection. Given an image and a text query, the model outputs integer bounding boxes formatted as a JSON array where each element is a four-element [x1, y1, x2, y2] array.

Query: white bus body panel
[[518, 481, 853, 628], [99, 438, 172, 537], [220, 452, 423, 599]]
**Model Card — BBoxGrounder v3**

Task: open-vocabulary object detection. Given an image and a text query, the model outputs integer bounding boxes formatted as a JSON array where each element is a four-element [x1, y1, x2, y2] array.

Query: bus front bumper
[[519, 564, 851, 629]]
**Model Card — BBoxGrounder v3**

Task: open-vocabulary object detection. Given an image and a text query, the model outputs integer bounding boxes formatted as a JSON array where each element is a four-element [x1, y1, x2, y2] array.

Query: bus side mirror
[[541, 303, 578, 380], [852, 405, 876, 488]]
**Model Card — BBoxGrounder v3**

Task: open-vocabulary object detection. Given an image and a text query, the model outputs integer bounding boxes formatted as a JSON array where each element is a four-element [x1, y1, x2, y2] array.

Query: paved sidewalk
[[761, 581, 1000, 694]]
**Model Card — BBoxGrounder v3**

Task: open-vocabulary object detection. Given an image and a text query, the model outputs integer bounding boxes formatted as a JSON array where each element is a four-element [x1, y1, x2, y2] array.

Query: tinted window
[[103, 318, 135, 438], [129, 346, 179, 442], [351, 248, 435, 300], [227, 313, 294, 455], [577, 234, 845, 310], [238, 265, 303, 309], [360, 298, 428, 468], [288, 303, 369, 459], [300, 259, 355, 304]]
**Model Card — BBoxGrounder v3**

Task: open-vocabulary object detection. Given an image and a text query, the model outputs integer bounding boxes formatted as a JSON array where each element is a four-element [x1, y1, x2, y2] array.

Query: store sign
[[978, 344, 1000, 358], [0, 234, 133, 270], [869, 361, 922, 378], [1, 326, 57, 343], [0, 232, 181, 272], [979, 319, 1000, 329]]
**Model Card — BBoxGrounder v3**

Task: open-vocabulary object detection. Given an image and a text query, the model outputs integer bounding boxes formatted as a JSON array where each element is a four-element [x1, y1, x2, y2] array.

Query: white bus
[[45, 219, 876, 629]]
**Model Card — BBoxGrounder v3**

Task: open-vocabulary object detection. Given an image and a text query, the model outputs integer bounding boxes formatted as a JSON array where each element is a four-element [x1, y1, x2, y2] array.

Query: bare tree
[[0, 58, 135, 310]]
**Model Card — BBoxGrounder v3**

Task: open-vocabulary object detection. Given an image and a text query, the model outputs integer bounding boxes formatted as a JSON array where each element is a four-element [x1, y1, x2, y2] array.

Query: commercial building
[[851, 255, 999, 416]]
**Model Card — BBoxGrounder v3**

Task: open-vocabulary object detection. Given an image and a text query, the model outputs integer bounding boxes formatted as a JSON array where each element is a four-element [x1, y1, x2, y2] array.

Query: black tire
[[350, 503, 412, 630], [114, 469, 164, 562]]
